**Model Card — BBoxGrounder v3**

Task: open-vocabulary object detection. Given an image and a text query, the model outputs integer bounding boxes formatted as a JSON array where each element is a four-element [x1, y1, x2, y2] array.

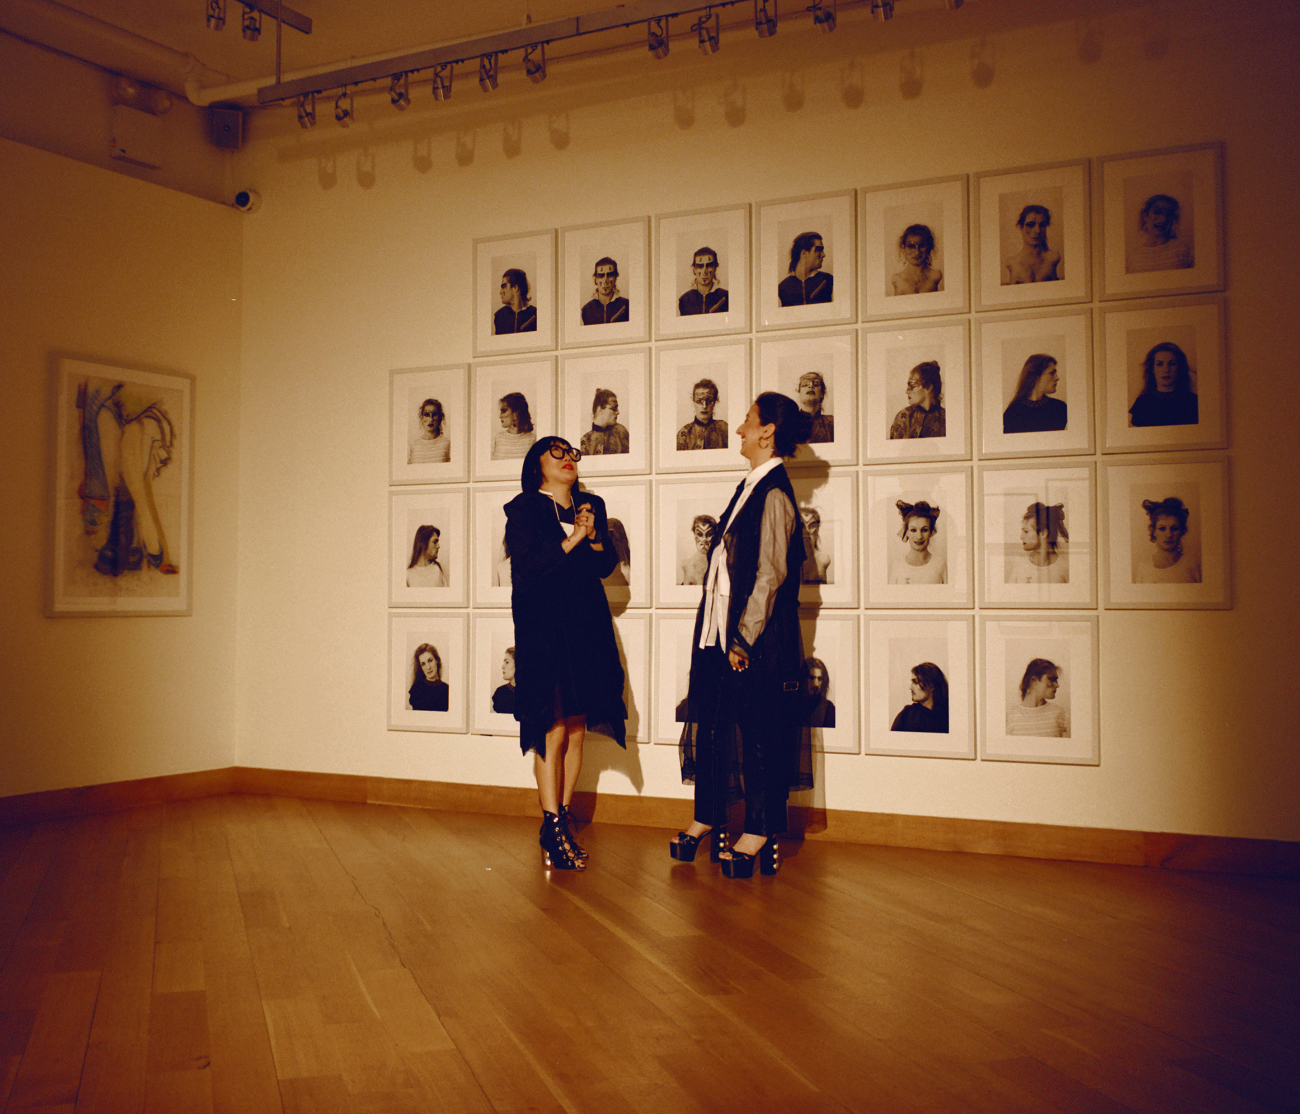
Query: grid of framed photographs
[[385, 143, 1230, 765]]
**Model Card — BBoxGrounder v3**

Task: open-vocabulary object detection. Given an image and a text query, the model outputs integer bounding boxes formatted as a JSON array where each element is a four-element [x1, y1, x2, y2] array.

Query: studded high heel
[[540, 810, 585, 871], [558, 803, 588, 863], [669, 826, 730, 863], [719, 838, 779, 879]]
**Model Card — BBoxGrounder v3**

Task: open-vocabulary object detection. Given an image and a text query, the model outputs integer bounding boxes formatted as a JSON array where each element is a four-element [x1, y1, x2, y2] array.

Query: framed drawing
[[755, 190, 857, 331], [471, 483, 515, 608], [980, 615, 1099, 766], [974, 160, 1090, 311], [388, 611, 469, 733], [789, 471, 859, 608], [755, 329, 857, 467], [560, 217, 650, 348], [50, 356, 193, 617], [655, 204, 751, 340], [652, 612, 698, 744], [389, 488, 468, 608], [559, 348, 650, 477], [863, 468, 973, 609], [798, 611, 860, 754], [471, 357, 556, 481], [587, 477, 650, 610], [390, 364, 469, 485], [472, 230, 557, 358], [865, 616, 974, 759], [978, 463, 1096, 609], [976, 308, 1093, 459], [860, 175, 969, 321], [1097, 143, 1224, 300], [1102, 456, 1230, 609], [654, 475, 745, 608], [612, 612, 652, 744], [470, 612, 519, 736], [863, 321, 970, 463], [655, 339, 750, 473], [1099, 296, 1226, 453]]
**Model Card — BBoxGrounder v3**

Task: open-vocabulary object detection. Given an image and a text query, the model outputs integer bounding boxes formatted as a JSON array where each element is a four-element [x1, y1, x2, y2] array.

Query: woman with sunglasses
[[504, 437, 627, 871]]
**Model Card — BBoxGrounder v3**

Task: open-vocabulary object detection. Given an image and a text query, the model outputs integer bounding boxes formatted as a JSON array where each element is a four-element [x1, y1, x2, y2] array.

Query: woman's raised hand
[[574, 506, 597, 540]]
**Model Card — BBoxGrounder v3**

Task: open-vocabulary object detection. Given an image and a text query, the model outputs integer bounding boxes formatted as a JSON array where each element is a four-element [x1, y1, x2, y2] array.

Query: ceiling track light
[[694, 11, 720, 55], [810, 0, 836, 33], [523, 43, 547, 84], [755, 0, 777, 38], [478, 53, 499, 92], [648, 17, 670, 59], [334, 88, 353, 127], [206, 0, 226, 31], [432, 64, 453, 100], [241, 3, 261, 40], [872, 0, 894, 21], [389, 72, 410, 109], [296, 92, 315, 128]]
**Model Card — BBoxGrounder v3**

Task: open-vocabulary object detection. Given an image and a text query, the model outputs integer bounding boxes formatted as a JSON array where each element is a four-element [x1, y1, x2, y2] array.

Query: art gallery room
[[1, 0, 1298, 1109]]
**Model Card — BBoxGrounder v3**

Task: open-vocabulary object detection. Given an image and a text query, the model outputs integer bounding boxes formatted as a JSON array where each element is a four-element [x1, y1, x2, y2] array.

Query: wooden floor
[[0, 796, 1296, 1114]]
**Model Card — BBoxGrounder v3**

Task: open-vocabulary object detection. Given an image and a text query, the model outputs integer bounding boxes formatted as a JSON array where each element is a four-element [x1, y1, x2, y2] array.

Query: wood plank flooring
[[0, 795, 1295, 1113]]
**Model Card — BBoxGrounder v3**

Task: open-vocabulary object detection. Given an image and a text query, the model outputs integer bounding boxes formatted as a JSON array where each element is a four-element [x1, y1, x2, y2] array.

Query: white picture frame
[[470, 612, 520, 737], [756, 190, 857, 331], [655, 475, 745, 608], [863, 320, 970, 463], [655, 204, 751, 340], [389, 488, 469, 608], [799, 611, 860, 754], [471, 357, 556, 482], [612, 612, 652, 744], [654, 339, 750, 473], [559, 348, 650, 477], [561, 217, 650, 348], [472, 230, 557, 358], [389, 611, 469, 733], [586, 477, 650, 610], [864, 467, 973, 609], [471, 483, 515, 608], [653, 612, 698, 745], [789, 471, 859, 608], [755, 329, 857, 467], [389, 364, 469, 485]]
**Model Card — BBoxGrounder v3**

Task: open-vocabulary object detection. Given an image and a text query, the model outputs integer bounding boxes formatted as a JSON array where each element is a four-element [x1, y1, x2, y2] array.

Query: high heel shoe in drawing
[[669, 826, 730, 863], [719, 838, 779, 879], [558, 803, 588, 863], [540, 810, 585, 871]]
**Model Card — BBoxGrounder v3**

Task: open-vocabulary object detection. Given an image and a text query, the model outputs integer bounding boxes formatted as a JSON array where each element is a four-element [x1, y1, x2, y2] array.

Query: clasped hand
[[570, 507, 597, 541]]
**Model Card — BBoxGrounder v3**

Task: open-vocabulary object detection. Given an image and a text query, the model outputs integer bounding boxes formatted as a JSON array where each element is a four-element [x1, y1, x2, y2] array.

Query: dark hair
[[591, 388, 618, 417], [804, 656, 829, 698], [420, 397, 443, 419], [1017, 204, 1051, 228], [908, 361, 943, 404], [519, 436, 573, 492], [911, 662, 949, 714], [788, 231, 824, 272], [505, 646, 515, 658], [605, 517, 631, 566], [1142, 497, 1190, 540], [1139, 342, 1193, 396], [896, 500, 940, 540], [1023, 502, 1068, 549], [593, 256, 619, 277], [754, 391, 811, 457], [408, 525, 441, 569], [502, 267, 530, 301], [692, 246, 718, 267], [692, 378, 719, 404], [898, 223, 936, 266], [1140, 193, 1181, 230], [1019, 658, 1059, 699], [691, 513, 717, 534], [413, 643, 442, 683], [499, 392, 533, 433], [1011, 354, 1058, 404]]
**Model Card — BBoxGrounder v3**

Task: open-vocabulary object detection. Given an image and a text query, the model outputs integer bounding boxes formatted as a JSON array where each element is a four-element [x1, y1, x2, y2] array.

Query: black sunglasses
[[547, 444, 582, 462]]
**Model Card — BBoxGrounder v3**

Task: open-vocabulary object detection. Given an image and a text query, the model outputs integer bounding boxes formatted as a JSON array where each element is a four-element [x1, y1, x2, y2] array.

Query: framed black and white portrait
[[798, 611, 859, 754], [1102, 456, 1230, 609], [863, 321, 970, 464], [654, 339, 749, 474], [559, 348, 649, 477], [389, 488, 468, 608], [978, 463, 1096, 609], [976, 308, 1093, 459], [654, 475, 745, 608], [860, 175, 969, 321], [389, 612, 468, 733], [974, 161, 1090, 311], [612, 612, 651, 744], [471, 483, 514, 608], [652, 611, 697, 744], [470, 612, 519, 737], [865, 616, 974, 760], [755, 191, 857, 331], [755, 330, 857, 467], [473, 230, 556, 358], [1099, 297, 1226, 454], [655, 204, 751, 340], [389, 364, 468, 485], [587, 477, 650, 610], [864, 468, 972, 609], [980, 616, 1098, 765], [1098, 143, 1224, 301], [561, 218, 650, 348], [471, 357, 556, 481], [789, 472, 859, 608]]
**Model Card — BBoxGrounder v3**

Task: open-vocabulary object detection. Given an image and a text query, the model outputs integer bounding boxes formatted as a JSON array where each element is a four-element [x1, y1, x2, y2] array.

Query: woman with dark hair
[[891, 662, 949, 733], [888, 360, 946, 439], [673, 393, 813, 879], [1002, 354, 1067, 434], [505, 436, 626, 871], [888, 500, 946, 585], [408, 643, 449, 712], [1129, 342, 1199, 427], [1135, 497, 1200, 583], [406, 525, 446, 588], [889, 223, 944, 295], [1007, 659, 1067, 737], [493, 392, 536, 460]]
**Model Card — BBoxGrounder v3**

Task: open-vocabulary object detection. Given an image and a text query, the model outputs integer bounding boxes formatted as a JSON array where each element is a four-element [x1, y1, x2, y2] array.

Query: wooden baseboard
[[2, 766, 1296, 879]]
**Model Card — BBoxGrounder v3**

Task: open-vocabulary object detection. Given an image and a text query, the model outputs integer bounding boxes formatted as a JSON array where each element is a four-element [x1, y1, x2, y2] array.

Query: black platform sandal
[[669, 827, 731, 862], [719, 839, 779, 878], [540, 810, 585, 871]]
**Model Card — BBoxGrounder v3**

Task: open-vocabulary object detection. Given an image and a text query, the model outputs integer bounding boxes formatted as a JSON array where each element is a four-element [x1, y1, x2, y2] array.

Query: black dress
[[409, 677, 449, 712], [505, 489, 627, 757], [1129, 390, 1199, 427], [890, 703, 948, 733], [1003, 397, 1068, 434]]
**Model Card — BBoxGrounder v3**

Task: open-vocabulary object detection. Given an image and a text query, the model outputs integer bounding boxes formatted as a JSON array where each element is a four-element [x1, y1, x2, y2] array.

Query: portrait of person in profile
[[803, 657, 836, 728], [678, 246, 729, 316], [492, 392, 536, 460], [406, 525, 447, 588], [494, 269, 537, 334], [888, 361, 946, 440], [889, 223, 944, 295], [491, 647, 516, 714], [888, 500, 946, 585], [799, 507, 832, 585], [890, 662, 949, 733], [1006, 658, 1068, 737], [1129, 342, 1199, 428], [1003, 204, 1062, 285], [778, 231, 833, 306], [1127, 193, 1193, 273], [581, 257, 629, 325], [579, 388, 629, 455], [408, 397, 450, 464], [602, 518, 631, 587], [1007, 502, 1069, 584], [679, 514, 716, 585], [1134, 497, 1201, 584], [1003, 354, 1067, 434], [796, 371, 834, 444], [408, 643, 449, 712], [676, 378, 729, 450]]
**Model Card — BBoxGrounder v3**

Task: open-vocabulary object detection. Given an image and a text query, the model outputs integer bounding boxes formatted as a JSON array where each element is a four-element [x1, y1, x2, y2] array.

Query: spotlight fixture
[[523, 43, 547, 84], [694, 11, 720, 55], [872, 0, 894, 21], [432, 64, 453, 101], [755, 0, 777, 38], [241, 3, 261, 40], [810, 0, 836, 32], [648, 17, 670, 59], [334, 88, 353, 127], [206, 0, 226, 31], [296, 92, 316, 128], [389, 72, 410, 110], [478, 53, 499, 92]]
